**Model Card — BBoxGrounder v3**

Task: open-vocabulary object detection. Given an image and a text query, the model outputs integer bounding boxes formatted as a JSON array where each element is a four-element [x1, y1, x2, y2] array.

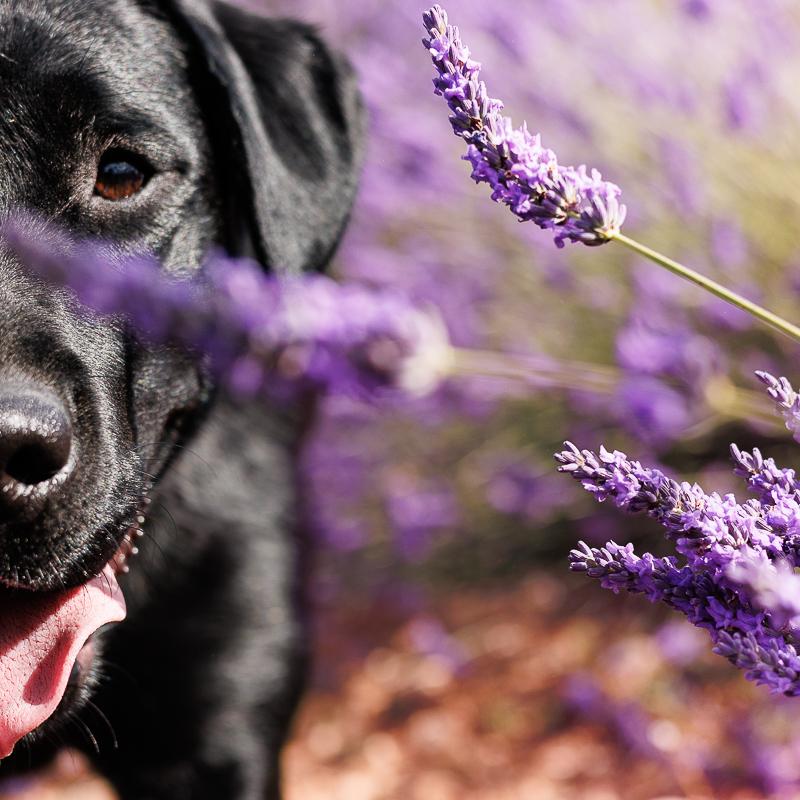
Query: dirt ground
[[0, 572, 784, 800]]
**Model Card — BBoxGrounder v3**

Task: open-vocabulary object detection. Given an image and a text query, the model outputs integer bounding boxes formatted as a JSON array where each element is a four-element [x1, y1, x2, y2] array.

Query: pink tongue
[[0, 565, 126, 758]]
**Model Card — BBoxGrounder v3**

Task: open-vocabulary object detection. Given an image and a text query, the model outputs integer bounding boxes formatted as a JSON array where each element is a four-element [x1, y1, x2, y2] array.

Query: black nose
[[0, 387, 73, 516]]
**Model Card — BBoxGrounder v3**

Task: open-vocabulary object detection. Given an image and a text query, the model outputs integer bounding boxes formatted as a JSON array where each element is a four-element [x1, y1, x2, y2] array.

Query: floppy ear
[[167, 0, 365, 274]]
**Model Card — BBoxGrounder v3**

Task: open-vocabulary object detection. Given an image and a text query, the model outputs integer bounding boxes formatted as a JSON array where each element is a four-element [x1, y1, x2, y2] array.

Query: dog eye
[[95, 151, 151, 201]]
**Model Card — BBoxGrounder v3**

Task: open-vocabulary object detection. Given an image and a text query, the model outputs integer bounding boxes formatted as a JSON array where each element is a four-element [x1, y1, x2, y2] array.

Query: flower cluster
[[556, 376, 800, 695], [2, 220, 453, 400], [422, 5, 627, 248]]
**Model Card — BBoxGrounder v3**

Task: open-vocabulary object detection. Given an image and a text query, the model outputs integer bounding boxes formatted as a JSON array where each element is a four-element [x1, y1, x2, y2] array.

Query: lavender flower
[[557, 376, 800, 694], [615, 376, 691, 446], [2, 219, 453, 399], [757, 370, 800, 442], [562, 674, 660, 759], [714, 632, 800, 696], [422, 5, 626, 248], [726, 557, 800, 630], [383, 472, 459, 560], [730, 444, 799, 507]]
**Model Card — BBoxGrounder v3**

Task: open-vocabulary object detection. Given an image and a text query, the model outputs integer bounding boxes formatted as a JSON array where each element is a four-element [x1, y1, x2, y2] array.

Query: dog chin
[[0, 494, 151, 759]]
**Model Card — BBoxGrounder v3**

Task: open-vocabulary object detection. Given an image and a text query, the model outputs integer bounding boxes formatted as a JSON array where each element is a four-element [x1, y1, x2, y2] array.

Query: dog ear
[[167, 1, 365, 273]]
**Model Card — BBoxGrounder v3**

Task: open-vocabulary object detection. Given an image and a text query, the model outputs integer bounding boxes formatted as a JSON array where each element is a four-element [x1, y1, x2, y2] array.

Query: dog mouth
[[0, 500, 148, 759]]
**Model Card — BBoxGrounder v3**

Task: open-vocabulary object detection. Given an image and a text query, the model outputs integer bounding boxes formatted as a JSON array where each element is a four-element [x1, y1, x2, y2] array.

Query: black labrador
[[0, 0, 363, 797]]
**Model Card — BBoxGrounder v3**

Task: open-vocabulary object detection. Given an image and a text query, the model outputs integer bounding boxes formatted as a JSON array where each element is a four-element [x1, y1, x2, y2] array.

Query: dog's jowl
[[0, 1, 363, 797]]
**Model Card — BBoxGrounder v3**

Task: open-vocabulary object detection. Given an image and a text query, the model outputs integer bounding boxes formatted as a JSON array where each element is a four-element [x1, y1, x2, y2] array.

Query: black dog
[[0, 0, 363, 797]]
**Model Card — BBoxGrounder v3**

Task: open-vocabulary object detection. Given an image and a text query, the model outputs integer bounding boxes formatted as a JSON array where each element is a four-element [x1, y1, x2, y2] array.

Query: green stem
[[612, 232, 800, 343], [450, 349, 785, 433], [452, 349, 618, 393]]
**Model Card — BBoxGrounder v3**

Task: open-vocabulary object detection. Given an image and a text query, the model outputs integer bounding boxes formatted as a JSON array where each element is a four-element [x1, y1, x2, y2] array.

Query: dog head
[[0, 0, 363, 757]]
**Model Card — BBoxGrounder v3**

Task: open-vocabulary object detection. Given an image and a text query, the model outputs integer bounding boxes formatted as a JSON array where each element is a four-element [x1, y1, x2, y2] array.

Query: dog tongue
[[0, 565, 125, 758]]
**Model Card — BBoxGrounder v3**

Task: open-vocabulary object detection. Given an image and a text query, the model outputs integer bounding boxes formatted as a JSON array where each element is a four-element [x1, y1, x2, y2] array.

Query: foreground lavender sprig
[[423, 6, 800, 345], [2, 221, 454, 399], [422, 5, 626, 248], [556, 374, 800, 695], [5, 221, 697, 403]]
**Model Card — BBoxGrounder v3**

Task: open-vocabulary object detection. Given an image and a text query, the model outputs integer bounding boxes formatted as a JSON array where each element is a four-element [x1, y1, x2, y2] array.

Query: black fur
[[0, 0, 363, 797]]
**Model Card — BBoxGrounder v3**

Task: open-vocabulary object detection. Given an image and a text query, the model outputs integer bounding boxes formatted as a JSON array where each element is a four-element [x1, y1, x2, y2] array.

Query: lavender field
[[266, 0, 800, 797], [8, 0, 800, 797]]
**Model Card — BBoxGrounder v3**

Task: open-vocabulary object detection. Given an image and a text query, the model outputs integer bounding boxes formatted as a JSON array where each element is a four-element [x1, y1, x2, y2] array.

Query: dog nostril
[[6, 442, 67, 484], [0, 388, 73, 489]]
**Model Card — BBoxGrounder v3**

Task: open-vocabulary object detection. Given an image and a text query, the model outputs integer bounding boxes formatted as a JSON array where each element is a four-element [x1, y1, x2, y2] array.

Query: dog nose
[[0, 388, 73, 512]]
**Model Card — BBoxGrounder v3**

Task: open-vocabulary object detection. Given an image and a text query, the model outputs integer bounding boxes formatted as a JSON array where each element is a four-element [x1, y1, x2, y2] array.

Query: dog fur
[[0, 0, 363, 797]]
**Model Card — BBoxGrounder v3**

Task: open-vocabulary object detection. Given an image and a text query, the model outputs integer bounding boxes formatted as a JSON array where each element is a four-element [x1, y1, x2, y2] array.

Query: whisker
[[98, 660, 139, 691], [152, 503, 179, 548], [47, 561, 67, 592], [101, 565, 114, 595], [135, 468, 160, 482], [133, 441, 218, 479], [84, 701, 118, 751], [140, 516, 170, 572], [68, 715, 100, 755]]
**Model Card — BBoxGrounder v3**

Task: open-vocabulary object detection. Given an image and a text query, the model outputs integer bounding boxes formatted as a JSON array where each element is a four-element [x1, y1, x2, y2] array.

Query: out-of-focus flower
[[2, 219, 454, 400], [727, 557, 800, 630], [722, 66, 768, 133], [615, 377, 691, 446], [710, 219, 749, 271], [422, 5, 626, 248], [682, 0, 714, 21], [483, 456, 568, 522], [384, 473, 460, 560], [656, 136, 705, 217], [407, 616, 469, 672], [655, 620, 706, 666], [562, 674, 660, 758], [616, 267, 724, 386], [613, 279, 723, 449], [757, 371, 800, 443]]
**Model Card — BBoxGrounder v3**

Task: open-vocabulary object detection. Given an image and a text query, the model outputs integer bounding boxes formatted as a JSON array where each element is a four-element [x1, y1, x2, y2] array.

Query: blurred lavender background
[[251, 0, 800, 564], [238, 1, 800, 797]]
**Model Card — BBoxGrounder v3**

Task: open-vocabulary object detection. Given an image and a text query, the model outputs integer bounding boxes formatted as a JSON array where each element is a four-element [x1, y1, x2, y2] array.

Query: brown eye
[[95, 151, 150, 201]]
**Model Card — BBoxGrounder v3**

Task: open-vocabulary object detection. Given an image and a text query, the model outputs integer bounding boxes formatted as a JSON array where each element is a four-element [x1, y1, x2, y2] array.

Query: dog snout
[[0, 386, 73, 517]]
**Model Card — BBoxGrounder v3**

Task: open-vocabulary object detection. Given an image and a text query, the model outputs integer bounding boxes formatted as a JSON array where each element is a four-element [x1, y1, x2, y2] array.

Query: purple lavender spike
[[422, 5, 626, 248], [557, 411, 800, 695]]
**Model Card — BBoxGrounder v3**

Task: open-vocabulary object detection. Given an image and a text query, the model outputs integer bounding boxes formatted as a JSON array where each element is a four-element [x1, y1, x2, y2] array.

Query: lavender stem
[[454, 350, 782, 431], [452, 349, 618, 393], [612, 232, 800, 343]]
